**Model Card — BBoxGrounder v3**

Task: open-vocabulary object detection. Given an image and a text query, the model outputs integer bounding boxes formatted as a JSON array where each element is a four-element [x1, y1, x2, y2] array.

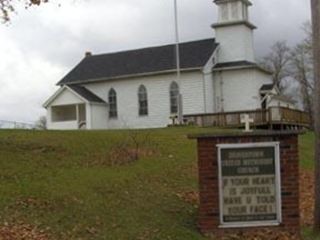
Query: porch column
[[86, 103, 92, 130], [76, 104, 80, 128]]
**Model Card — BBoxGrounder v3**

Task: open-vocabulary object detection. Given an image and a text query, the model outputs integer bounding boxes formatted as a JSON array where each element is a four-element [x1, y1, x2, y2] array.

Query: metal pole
[[174, 0, 183, 124]]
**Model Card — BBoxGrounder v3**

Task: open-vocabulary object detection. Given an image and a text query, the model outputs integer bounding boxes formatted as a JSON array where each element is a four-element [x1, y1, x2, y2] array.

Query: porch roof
[[67, 85, 105, 103], [43, 85, 106, 108]]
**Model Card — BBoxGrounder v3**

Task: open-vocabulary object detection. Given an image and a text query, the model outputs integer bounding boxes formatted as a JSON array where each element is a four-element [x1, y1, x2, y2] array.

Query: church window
[[170, 81, 179, 114], [108, 88, 118, 118], [138, 85, 148, 116]]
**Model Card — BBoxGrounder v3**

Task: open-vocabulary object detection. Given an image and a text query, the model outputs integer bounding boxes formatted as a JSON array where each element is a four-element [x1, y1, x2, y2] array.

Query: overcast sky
[[0, 0, 311, 123]]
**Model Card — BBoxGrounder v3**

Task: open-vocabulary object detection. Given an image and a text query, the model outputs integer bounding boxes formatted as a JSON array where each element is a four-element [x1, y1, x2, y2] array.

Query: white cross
[[241, 114, 254, 132]]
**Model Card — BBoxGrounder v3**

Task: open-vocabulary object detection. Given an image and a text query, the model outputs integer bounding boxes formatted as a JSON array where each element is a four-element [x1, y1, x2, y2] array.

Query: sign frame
[[217, 142, 282, 228]]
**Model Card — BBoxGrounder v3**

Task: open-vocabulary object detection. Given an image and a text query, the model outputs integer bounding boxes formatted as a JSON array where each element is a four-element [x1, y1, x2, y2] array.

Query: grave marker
[[241, 114, 254, 132]]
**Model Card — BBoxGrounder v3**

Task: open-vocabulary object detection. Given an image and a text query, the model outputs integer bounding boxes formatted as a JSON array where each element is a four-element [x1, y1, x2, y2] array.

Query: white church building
[[43, 0, 295, 130]]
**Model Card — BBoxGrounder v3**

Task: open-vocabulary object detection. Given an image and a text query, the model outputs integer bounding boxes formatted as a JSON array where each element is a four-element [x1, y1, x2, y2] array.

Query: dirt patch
[[300, 169, 314, 227], [86, 146, 158, 167], [177, 169, 315, 240], [215, 230, 301, 240], [0, 222, 50, 240], [108, 147, 158, 165]]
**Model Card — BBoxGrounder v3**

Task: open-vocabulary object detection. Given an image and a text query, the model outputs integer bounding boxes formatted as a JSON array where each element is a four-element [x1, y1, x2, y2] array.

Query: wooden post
[[311, 0, 320, 232]]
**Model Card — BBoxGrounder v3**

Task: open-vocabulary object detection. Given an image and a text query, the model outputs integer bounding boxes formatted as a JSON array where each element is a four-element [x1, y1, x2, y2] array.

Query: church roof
[[67, 85, 106, 103], [213, 61, 256, 69], [259, 84, 275, 92], [57, 39, 218, 85], [213, 60, 273, 74]]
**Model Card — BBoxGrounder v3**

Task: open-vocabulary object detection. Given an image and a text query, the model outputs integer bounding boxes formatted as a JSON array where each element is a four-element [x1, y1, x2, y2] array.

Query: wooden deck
[[184, 107, 310, 129]]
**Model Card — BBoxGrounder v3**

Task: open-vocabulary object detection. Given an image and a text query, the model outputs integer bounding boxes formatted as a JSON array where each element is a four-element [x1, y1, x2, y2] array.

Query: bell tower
[[212, 0, 256, 63]]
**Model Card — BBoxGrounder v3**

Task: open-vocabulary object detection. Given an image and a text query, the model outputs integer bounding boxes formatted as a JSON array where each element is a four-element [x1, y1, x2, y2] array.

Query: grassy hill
[[0, 128, 315, 239]]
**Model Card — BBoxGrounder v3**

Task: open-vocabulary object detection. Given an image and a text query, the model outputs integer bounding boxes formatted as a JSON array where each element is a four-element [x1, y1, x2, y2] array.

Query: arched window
[[170, 81, 179, 114], [138, 85, 148, 116], [108, 88, 117, 118]]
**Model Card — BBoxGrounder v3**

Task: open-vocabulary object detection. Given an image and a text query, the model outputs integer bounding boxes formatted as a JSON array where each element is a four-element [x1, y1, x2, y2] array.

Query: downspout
[[219, 70, 224, 112], [202, 70, 207, 113], [213, 73, 217, 113]]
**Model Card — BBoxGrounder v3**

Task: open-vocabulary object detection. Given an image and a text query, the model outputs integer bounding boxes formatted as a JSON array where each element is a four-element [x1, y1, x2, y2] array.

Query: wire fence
[[0, 120, 36, 129]]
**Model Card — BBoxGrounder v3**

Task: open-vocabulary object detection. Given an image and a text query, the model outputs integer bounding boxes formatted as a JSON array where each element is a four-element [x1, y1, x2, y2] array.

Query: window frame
[[170, 81, 179, 115], [108, 88, 118, 119], [138, 85, 148, 116]]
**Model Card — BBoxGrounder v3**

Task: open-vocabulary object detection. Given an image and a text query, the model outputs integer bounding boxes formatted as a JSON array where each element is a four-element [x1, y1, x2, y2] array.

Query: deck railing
[[184, 107, 310, 128]]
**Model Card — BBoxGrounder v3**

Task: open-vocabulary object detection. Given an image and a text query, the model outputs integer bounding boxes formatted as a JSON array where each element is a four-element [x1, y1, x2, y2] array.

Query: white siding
[[50, 88, 83, 106], [215, 25, 255, 63], [90, 104, 108, 129], [268, 98, 295, 109], [203, 72, 215, 113], [214, 69, 272, 112], [84, 71, 205, 129], [47, 120, 78, 130], [46, 89, 85, 130]]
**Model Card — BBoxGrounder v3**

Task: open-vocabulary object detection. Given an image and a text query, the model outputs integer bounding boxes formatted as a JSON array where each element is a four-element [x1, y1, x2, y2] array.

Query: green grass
[[299, 131, 315, 170], [0, 128, 317, 239]]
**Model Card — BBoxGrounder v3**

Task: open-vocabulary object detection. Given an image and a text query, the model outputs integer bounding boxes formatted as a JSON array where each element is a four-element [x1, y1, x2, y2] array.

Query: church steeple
[[214, 0, 253, 25], [212, 0, 256, 63]]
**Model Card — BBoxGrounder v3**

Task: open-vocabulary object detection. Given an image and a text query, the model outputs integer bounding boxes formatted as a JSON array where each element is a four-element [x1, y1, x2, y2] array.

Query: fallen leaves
[[0, 223, 50, 240], [216, 229, 301, 240], [0, 169, 314, 239], [177, 169, 315, 240], [300, 169, 314, 227]]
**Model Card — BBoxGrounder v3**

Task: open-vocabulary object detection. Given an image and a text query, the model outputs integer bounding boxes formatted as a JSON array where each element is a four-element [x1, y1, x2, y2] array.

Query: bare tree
[[303, 21, 313, 54], [311, 0, 320, 232], [290, 42, 314, 125], [35, 116, 47, 130], [260, 41, 291, 92], [0, 0, 48, 22]]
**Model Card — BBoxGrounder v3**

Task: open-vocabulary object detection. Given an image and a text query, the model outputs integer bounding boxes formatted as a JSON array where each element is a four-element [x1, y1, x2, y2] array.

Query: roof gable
[[43, 85, 105, 108], [259, 84, 280, 94], [67, 85, 105, 103], [58, 39, 218, 85]]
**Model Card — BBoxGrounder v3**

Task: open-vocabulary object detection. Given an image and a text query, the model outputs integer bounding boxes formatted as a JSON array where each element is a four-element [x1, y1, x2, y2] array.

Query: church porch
[[50, 104, 87, 130], [184, 107, 311, 130]]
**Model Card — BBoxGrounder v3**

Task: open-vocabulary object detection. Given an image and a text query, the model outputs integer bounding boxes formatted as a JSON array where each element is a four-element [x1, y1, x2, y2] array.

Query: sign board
[[217, 142, 281, 228]]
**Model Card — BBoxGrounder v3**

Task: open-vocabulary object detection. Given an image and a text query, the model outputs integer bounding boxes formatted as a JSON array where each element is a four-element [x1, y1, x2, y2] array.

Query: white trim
[[217, 142, 282, 228], [43, 85, 89, 108], [43, 85, 107, 108], [203, 46, 220, 74], [218, 222, 280, 229], [213, 65, 271, 74], [43, 86, 66, 108]]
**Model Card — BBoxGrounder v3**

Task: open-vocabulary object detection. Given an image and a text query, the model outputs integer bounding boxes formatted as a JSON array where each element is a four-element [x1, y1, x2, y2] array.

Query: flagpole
[[174, 0, 183, 124]]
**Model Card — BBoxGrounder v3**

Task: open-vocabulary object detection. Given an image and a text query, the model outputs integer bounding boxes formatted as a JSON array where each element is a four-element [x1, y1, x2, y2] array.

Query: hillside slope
[[0, 128, 315, 239]]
